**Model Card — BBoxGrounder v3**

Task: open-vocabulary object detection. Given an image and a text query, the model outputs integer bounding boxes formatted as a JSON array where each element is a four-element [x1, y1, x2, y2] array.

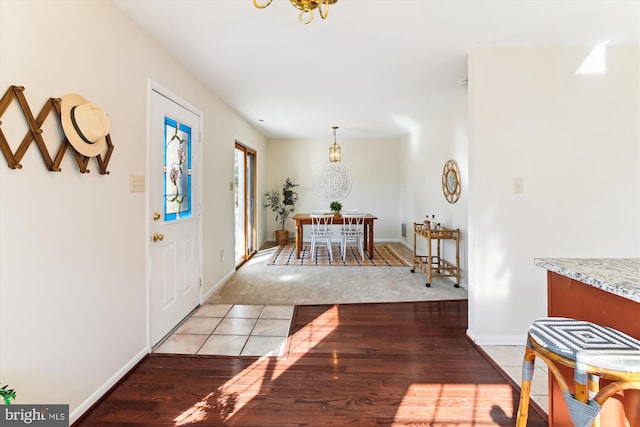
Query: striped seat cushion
[[529, 317, 640, 373]]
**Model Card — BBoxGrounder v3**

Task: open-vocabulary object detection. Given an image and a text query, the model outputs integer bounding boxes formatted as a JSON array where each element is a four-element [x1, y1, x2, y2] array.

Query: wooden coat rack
[[0, 85, 113, 174]]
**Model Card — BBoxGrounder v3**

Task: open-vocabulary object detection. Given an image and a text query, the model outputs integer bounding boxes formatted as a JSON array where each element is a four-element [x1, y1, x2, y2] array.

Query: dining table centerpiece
[[330, 201, 342, 218]]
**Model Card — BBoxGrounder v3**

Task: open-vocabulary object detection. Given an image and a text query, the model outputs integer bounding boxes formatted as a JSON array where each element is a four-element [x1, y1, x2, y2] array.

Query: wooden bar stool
[[516, 317, 640, 427]]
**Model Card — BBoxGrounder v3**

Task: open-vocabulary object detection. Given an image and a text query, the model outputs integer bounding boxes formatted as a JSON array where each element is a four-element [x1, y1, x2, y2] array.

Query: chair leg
[[310, 237, 316, 260], [516, 346, 536, 427], [589, 374, 600, 427]]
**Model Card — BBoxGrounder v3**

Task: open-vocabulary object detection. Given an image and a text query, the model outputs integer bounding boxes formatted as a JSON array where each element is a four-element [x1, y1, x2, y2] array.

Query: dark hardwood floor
[[75, 300, 546, 426]]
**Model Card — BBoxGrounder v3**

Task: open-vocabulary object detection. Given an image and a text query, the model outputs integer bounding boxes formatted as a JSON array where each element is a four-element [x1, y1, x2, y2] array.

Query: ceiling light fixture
[[329, 126, 341, 163], [253, 0, 338, 25]]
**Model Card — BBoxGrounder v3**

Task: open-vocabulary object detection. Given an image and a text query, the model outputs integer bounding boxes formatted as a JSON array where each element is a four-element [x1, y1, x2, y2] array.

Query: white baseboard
[[202, 268, 235, 302], [70, 346, 148, 424]]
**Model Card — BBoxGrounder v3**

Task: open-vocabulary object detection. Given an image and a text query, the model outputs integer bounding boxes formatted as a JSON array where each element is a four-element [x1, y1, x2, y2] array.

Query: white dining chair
[[340, 213, 365, 261], [310, 213, 334, 262]]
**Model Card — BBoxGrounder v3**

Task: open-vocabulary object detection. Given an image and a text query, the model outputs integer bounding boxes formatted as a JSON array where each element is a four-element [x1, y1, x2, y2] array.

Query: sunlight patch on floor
[[396, 383, 516, 424], [174, 305, 341, 424], [174, 359, 274, 425], [273, 305, 340, 380]]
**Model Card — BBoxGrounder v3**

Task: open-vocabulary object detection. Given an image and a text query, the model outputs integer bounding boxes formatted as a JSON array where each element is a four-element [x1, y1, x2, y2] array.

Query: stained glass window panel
[[164, 117, 192, 221]]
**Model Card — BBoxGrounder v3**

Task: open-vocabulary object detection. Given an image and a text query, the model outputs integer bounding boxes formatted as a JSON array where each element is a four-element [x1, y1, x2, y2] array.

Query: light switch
[[129, 175, 145, 193], [512, 177, 523, 194]]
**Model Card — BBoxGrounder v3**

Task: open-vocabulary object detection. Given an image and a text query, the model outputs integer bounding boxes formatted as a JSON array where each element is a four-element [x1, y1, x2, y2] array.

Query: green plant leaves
[[1, 384, 17, 404]]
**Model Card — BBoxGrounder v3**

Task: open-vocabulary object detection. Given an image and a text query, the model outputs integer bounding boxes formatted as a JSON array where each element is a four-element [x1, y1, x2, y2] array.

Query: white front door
[[149, 88, 201, 347]]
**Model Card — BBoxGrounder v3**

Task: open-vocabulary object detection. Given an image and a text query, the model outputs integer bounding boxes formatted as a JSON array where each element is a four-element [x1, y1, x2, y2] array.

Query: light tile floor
[[154, 304, 295, 357], [480, 345, 549, 416], [154, 306, 548, 416]]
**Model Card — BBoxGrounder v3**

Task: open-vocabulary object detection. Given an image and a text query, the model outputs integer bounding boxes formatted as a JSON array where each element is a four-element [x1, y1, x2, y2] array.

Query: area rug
[[267, 243, 409, 266]]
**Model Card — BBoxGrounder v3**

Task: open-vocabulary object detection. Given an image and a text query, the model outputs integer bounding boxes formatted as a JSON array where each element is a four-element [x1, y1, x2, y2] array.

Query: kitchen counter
[[535, 257, 640, 427], [535, 258, 640, 302]]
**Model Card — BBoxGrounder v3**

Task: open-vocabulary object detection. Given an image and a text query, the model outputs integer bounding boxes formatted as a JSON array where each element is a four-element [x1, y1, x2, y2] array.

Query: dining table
[[292, 213, 378, 259]]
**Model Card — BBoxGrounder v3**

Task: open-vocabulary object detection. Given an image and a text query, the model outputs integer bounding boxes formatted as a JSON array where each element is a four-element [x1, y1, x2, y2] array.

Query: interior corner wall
[[467, 46, 640, 345], [400, 100, 470, 289], [263, 137, 404, 243], [0, 0, 266, 421]]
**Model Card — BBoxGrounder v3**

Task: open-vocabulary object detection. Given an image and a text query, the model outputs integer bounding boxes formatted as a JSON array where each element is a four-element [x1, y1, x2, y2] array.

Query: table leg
[[296, 223, 303, 258], [363, 224, 368, 252], [368, 221, 374, 259]]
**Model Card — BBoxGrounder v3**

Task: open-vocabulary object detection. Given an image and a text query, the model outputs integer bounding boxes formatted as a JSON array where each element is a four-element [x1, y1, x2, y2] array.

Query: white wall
[[264, 137, 404, 243], [467, 46, 640, 344], [401, 100, 470, 288], [0, 0, 266, 421]]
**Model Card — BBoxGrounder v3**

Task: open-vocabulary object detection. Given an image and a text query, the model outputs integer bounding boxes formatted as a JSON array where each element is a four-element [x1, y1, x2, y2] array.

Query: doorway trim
[[145, 79, 204, 351], [235, 141, 257, 267]]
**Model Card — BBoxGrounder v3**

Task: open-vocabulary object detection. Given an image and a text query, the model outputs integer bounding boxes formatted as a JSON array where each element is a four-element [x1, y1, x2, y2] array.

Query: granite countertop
[[535, 258, 640, 303]]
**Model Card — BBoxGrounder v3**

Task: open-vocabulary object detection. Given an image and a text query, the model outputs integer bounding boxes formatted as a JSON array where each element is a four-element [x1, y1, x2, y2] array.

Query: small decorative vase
[[333, 211, 342, 219]]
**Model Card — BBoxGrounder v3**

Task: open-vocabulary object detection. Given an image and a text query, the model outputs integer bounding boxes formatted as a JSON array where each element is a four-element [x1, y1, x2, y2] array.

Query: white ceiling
[[113, 0, 639, 141]]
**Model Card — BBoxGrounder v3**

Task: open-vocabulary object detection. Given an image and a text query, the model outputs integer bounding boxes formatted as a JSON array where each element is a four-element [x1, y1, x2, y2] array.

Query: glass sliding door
[[234, 143, 257, 266], [246, 149, 256, 255]]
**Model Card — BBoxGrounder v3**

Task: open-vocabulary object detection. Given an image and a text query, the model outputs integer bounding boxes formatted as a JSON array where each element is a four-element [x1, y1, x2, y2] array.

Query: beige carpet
[[207, 242, 468, 306], [267, 243, 408, 266]]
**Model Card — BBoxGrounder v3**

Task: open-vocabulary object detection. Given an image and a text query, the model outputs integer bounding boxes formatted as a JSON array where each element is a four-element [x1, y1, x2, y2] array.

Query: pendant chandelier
[[329, 126, 341, 163], [253, 0, 338, 25]]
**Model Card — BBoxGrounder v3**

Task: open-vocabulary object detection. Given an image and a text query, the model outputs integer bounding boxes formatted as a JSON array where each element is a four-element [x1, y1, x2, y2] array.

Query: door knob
[[153, 212, 161, 221], [152, 233, 164, 242]]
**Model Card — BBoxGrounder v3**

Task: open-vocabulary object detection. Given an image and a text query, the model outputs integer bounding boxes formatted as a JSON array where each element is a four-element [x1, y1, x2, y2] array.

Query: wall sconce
[[329, 126, 341, 163]]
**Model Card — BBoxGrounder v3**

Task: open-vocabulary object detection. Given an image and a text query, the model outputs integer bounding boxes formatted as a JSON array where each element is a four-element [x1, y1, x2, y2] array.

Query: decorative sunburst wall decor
[[314, 164, 351, 201]]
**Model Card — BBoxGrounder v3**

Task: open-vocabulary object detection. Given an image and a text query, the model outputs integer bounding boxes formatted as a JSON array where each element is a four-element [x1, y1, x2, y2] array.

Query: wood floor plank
[[74, 300, 546, 426]]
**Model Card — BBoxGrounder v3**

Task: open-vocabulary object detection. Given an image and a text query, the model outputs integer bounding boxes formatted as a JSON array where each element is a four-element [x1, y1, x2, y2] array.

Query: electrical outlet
[[220, 250, 225, 261]]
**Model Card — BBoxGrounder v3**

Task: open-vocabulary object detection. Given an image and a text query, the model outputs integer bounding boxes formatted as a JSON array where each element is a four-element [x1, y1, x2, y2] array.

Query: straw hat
[[60, 94, 110, 157]]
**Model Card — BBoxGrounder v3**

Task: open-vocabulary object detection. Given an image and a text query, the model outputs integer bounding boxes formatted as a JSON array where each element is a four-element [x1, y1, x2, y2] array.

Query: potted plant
[[1, 384, 16, 405], [330, 201, 342, 218], [264, 177, 299, 246]]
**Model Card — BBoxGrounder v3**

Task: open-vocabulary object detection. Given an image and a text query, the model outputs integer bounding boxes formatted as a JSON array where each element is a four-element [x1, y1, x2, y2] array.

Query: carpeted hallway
[[207, 241, 468, 306]]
